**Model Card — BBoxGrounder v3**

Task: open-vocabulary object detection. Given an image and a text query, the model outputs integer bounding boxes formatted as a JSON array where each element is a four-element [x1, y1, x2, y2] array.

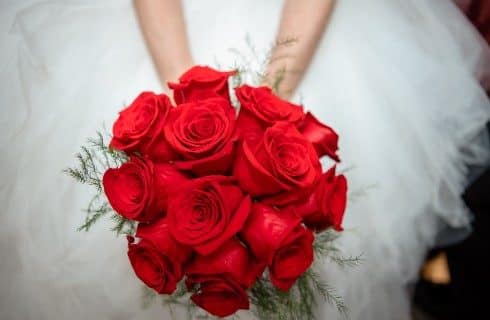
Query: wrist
[[162, 59, 193, 84], [262, 57, 298, 100]]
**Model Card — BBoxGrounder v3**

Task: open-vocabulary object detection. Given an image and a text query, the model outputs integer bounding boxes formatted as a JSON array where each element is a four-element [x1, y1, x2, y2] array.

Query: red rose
[[240, 204, 314, 291], [168, 66, 236, 104], [164, 97, 237, 176], [235, 85, 304, 145], [110, 92, 175, 162], [127, 217, 191, 294], [167, 176, 251, 255], [295, 166, 347, 231], [185, 240, 264, 317], [233, 121, 321, 205], [102, 156, 188, 222], [298, 112, 340, 161]]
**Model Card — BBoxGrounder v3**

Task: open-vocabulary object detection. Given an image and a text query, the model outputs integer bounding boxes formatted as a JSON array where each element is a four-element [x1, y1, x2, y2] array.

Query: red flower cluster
[[102, 66, 347, 317]]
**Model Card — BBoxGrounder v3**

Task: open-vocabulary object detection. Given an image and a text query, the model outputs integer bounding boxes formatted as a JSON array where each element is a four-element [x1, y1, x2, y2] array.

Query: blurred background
[[413, 1, 489, 319]]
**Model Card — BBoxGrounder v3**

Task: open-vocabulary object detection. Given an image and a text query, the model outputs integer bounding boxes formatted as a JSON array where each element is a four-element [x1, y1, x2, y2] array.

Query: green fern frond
[[65, 130, 132, 235]]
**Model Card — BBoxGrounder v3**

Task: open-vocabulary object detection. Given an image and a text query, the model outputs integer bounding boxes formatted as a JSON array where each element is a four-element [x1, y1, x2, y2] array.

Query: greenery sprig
[[64, 131, 134, 236]]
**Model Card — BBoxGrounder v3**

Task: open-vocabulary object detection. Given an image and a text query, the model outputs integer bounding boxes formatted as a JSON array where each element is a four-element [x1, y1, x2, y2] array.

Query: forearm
[[133, 0, 193, 85], [265, 0, 336, 99]]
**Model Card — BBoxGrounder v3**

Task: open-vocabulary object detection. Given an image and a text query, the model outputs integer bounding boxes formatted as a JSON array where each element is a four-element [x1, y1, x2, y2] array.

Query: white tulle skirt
[[1, 0, 489, 319]]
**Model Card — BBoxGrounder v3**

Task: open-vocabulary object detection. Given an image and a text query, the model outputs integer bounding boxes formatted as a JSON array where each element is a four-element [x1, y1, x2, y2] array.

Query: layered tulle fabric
[[1, 0, 489, 319]]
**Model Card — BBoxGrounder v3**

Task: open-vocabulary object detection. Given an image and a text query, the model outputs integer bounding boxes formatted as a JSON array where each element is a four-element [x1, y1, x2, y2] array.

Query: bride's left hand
[[134, 0, 194, 91], [262, 0, 336, 100]]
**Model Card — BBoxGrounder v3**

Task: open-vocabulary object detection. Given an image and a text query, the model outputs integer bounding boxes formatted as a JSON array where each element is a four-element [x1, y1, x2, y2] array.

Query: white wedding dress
[[1, 0, 489, 319]]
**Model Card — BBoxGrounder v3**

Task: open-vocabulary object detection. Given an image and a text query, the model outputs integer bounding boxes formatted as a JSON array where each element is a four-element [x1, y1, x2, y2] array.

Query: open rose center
[[133, 105, 155, 132], [189, 115, 218, 139], [192, 194, 216, 225], [178, 109, 229, 155], [118, 104, 155, 138], [269, 138, 311, 183], [180, 188, 225, 241], [278, 144, 308, 174]]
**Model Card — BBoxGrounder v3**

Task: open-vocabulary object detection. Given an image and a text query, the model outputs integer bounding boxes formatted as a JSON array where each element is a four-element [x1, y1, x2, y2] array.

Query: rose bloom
[[185, 239, 264, 317], [102, 156, 188, 222], [164, 97, 237, 175], [110, 91, 175, 162], [127, 217, 191, 294], [168, 65, 236, 104], [235, 85, 304, 145], [233, 121, 321, 205], [167, 175, 251, 255], [294, 166, 348, 231], [240, 203, 314, 291]]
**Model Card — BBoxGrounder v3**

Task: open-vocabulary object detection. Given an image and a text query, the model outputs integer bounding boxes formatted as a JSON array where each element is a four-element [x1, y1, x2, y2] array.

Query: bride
[[1, 0, 489, 319]]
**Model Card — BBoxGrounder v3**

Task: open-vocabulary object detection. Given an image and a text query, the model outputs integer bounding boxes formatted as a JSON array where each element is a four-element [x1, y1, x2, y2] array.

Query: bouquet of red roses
[[67, 66, 351, 319]]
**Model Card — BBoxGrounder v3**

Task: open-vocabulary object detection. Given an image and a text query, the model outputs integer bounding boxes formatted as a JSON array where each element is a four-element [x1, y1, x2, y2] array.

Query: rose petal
[[140, 117, 177, 162], [298, 112, 340, 162], [235, 85, 304, 126], [174, 138, 237, 176], [269, 227, 314, 291], [186, 239, 262, 287], [147, 163, 189, 215], [188, 275, 249, 317], [167, 176, 251, 256], [297, 166, 348, 232], [103, 157, 153, 221], [136, 217, 192, 268], [128, 240, 176, 293], [235, 108, 266, 148], [168, 66, 236, 104], [262, 122, 320, 189], [240, 204, 301, 262], [233, 140, 287, 197], [328, 174, 348, 231], [195, 195, 251, 255], [128, 218, 192, 294]]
